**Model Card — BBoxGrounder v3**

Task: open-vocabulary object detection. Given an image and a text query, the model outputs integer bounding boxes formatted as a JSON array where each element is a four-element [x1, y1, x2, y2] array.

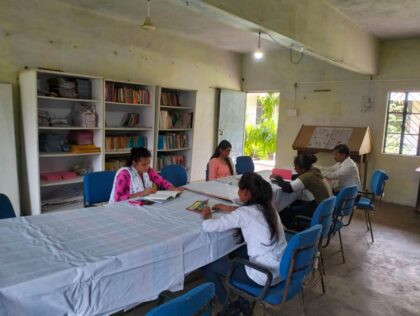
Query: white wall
[[242, 39, 420, 206], [0, 0, 242, 204]]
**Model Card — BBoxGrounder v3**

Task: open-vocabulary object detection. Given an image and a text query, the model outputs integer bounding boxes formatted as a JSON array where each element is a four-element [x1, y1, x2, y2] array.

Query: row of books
[[159, 111, 193, 129], [158, 133, 189, 150], [105, 83, 151, 104], [105, 158, 126, 171], [120, 113, 140, 127], [161, 92, 180, 107], [105, 135, 147, 152], [156, 154, 186, 170]]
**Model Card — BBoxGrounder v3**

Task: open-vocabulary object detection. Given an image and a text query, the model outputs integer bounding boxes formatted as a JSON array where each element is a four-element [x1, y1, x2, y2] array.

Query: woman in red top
[[208, 140, 235, 180]]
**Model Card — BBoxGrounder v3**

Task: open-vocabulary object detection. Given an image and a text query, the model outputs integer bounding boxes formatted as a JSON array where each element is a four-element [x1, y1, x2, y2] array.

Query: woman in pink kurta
[[109, 147, 183, 202], [208, 140, 235, 180]]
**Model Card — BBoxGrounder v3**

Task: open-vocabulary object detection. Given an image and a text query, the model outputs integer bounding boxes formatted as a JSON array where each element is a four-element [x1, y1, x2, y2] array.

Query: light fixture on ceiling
[[142, 0, 156, 31], [254, 31, 264, 60]]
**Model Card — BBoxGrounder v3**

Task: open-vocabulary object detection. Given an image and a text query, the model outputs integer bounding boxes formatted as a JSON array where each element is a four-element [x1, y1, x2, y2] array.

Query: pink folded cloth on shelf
[[40, 171, 78, 181]]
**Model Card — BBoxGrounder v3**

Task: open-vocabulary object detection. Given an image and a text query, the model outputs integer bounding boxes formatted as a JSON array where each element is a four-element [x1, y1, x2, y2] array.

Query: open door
[[218, 89, 246, 160]]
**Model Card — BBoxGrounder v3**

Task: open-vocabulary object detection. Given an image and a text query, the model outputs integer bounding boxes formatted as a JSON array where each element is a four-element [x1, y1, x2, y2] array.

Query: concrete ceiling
[[326, 0, 420, 39], [55, 0, 280, 53]]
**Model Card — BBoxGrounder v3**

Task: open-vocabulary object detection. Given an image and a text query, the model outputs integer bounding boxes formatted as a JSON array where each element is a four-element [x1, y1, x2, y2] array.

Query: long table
[[0, 191, 239, 316], [0, 172, 300, 315]]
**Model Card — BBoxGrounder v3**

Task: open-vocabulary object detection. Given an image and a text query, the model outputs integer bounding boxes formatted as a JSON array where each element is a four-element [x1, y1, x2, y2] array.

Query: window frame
[[383, 91, 420, 156]]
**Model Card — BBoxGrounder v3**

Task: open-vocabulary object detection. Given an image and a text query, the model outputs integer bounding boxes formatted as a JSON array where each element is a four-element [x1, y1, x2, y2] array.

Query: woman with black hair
[[208, 140, 235, 180], [109, 147, 183, 203], [271, 154, 332, 229], [201, 172, 286, 310]]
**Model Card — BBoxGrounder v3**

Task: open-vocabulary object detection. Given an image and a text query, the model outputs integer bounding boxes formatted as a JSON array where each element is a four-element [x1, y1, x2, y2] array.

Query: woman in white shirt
[[201, 172, 287, 310]]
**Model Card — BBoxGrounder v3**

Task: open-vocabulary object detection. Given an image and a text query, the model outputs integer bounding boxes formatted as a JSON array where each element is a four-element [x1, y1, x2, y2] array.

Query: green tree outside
[[244, 93, 279, 159]]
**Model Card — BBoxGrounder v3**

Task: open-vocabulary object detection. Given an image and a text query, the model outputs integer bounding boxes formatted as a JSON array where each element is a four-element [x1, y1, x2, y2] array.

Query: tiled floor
[[123, 202, 420, 316]]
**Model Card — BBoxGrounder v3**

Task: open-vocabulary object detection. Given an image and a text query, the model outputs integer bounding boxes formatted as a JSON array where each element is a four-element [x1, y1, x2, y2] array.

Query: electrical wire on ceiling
[[265, 31, 305, 65]]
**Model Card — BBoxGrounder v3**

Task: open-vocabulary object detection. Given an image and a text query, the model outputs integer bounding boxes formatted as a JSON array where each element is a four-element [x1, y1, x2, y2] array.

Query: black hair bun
[[307, 154, 317, 164]]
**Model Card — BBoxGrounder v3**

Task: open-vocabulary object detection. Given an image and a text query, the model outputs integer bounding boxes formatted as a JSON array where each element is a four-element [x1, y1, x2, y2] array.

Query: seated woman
[[109, 147, 183, 203], [271, 154, 332, 229], [201, 172, 287, 311], [208, 140, 235, 180]]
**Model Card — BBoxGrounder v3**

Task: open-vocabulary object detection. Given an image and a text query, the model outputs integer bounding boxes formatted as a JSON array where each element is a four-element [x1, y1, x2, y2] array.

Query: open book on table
[[142, 190, 182, 202], [186, 200, 209, 213]]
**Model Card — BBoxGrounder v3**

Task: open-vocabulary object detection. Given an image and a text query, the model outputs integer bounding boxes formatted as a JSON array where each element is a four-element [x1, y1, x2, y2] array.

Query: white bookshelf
[[19, 69, 104, 215], [155, 86, 196, 180], [19, 71, 196, 214], [104, 79, 156, 172]]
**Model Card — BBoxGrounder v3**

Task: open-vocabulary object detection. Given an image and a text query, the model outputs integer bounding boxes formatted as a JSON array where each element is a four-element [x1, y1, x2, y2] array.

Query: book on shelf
[[160, 91, 180, 107], [158, 133, 188, 150], [120, 113, 140, 127], [159, 111, 193, 129], [70, 144, 100, 153], [105, 158, 126, 171], [105, 135, 147, 152], [105, 82, 150, 104], [156, 154, 185, 170], [142, 190, 182, 202]]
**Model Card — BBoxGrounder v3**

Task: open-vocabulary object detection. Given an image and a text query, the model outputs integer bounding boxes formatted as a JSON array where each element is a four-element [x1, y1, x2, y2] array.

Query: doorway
[[244, 92, 280, 171]]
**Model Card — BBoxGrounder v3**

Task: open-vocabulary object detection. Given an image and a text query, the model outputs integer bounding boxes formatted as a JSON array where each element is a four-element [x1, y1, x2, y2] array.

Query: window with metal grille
[[383, 92, 420, 155]]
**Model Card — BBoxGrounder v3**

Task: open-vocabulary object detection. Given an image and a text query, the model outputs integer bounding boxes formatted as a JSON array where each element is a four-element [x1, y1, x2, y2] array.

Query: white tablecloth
[[0, 191, 239, 316], [186, 170, 300, 211]]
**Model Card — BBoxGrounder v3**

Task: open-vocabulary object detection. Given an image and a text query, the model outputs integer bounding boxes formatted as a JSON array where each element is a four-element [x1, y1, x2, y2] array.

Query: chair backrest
[[335, 185, 359, 217], [370, 169, 389, 197], [0, 193, 16, 219], [83, 171, 116, 207], [146, 283, 215, 316], [279, 225, 322, 302], [205, 162, 209, 181], [310, 196, 336, 238], [235, 156, 254, 175], [160, 164, 188, 187]]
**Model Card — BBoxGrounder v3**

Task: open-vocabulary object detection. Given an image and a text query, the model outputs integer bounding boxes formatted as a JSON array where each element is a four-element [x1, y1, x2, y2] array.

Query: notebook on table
[[271, 168, 293, 180], [142, 190, 182, 202]]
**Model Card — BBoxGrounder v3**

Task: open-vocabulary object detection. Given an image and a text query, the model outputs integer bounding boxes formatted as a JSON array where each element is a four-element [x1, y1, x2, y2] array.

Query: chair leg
[[366, 210, 374, 243], [319, 266, 326, 295], [363, 209, 370, 231], [320, 248, 326, 275], [338, 230, 345, 264], [300, 289, 305, 315]]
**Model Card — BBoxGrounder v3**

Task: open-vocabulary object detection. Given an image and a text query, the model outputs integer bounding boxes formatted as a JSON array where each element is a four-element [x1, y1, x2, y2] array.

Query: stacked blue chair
[[146, 283, 215, 316], [285, 196, 336, 293], [225, 225, 322, 315], [355, 170, 389, 242], [160, 164, 188, 187], [0, 193, 16, 219], [325, 185, 359, 264], [235, 156, 255, 175], [83, 171, 116, 207]]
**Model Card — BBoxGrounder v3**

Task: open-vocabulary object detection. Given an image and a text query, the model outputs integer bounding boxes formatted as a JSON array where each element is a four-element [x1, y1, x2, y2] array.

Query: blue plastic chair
[[146, 283, 215, 316], [0, 193, 16, 219], [285, 196, 336, 287], [225, 225, 322, 315], [83, 171, 116, 207], [160, 164, 188, 187], [327, 185, 359, 264], [235, 156, 254, 175], [355, 169, 389, 243]]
